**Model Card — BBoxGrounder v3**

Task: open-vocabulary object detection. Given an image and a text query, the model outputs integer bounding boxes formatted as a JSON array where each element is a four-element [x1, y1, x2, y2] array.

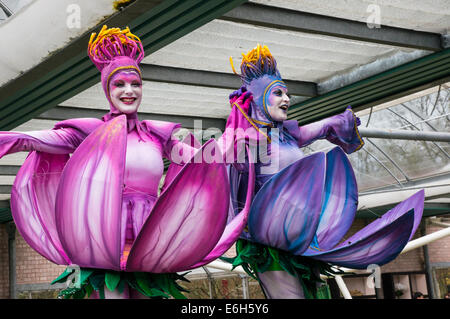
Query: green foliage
[[221, 239, 342, 299], [51, 267, 189, 299], [105, 271, 121, 292]]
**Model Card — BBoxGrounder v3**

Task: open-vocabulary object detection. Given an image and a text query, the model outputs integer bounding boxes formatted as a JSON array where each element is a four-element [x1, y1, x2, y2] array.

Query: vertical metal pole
[[335, 275, 352, 299], [421, 224, 435, 299], [240, 274, 249, 299], [6, 222, 16, 299], [202, 267, 213, 299]]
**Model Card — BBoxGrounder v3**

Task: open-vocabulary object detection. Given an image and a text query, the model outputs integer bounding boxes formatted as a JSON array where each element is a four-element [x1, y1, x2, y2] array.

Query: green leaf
[[73, 288, 87, 299], [134, 273, 155, 296], [105, 271, 121, 292], [85, 284, 94, 298], [51, 267, 73, 285], [89, 274, 105, 291], [268, 247, 280, 263], [135, 273, 170, 298], [153, 274, 170, 294], [79, 269, 94, 285], [167, 281, 186, 299], [99, 287, 105, 299], [116, 278, 125, 294]]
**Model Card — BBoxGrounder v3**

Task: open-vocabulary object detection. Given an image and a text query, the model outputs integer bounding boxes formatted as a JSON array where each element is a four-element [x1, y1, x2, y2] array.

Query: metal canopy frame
[[289, 48, 450, 125], [221, 2, 444, 51], [140, 63, 317, 96], [0, 1, 12, 17]]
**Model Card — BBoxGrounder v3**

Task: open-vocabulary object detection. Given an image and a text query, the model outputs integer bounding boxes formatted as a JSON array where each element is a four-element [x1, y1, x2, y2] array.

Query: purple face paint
[[246, 75, 287, 124], [265, 83, 290, 122]]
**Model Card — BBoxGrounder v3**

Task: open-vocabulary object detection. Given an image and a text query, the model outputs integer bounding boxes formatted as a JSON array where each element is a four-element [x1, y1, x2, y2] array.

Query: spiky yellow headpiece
[[87, 25, 144, 71], [230, 44, 281, 85]]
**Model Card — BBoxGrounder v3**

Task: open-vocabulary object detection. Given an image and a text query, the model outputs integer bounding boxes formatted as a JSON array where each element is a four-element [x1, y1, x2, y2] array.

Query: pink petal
[[126, 140, 230, 273], [11, 152, 71, 265], [55, 116, 127, 270]]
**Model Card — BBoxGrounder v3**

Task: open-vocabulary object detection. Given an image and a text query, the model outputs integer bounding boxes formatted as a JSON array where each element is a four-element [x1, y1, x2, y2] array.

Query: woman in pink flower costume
[[223, 45, 425, 299], [0, 26, 255, 299]]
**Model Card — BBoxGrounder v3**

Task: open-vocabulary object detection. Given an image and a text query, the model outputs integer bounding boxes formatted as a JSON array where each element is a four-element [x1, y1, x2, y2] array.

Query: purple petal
[[126, 140, 230, 273], [11, 152, 70, 265], [248, 152, 326, 255], [313, 147, 358, 250], [304, 190, 424, 269], [188, 148, 256, 269], [343, 190, 424, 245], [55, 116, 127, 270], [305, 210, 415, 269]]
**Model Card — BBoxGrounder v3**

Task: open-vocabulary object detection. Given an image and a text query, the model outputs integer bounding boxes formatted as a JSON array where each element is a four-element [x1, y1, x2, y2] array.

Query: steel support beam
[[0, 1, 13, 17], [221, 3, 443, 51], [38, 106, 226, 131], [0, 185, 11, 193], [359, 127, 450, 143], [140, 64, 317, 97], [0, 166, 20, 175], [289, 48, 450, 125]]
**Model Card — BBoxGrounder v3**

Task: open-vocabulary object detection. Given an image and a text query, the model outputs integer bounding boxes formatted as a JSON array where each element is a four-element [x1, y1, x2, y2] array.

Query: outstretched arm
[[297, 107, 364, 154], [0, 127, 86, 158]]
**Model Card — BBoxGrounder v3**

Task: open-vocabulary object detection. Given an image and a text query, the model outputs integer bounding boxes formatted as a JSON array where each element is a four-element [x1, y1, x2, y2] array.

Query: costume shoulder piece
[[53, 118, 104, 136], [140, 119, 181, 144]]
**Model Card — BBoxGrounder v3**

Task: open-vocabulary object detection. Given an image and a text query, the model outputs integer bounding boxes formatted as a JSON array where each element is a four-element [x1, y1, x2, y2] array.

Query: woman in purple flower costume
[[223, 45, 425, 299], [0, 26, 255, 299]]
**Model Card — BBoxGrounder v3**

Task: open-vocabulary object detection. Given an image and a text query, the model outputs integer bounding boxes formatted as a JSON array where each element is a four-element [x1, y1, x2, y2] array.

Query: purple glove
[[346, 106, 361, 126]]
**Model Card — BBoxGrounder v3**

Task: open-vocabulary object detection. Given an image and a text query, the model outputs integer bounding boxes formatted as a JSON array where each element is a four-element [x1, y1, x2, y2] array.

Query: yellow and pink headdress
[[88, 25, 144, 109]]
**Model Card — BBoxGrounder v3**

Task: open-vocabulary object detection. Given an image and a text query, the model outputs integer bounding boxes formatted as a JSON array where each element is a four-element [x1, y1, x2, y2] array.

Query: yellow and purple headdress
[[88, 25, 144, 110], [231, 44, 286, 123]]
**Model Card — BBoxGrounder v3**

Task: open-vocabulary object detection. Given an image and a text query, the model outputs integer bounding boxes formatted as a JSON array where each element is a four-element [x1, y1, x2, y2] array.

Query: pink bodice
[[123, 130, 164, 197]]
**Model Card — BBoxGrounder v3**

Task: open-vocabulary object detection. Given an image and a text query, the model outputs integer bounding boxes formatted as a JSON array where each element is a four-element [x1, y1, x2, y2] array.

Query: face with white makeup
[[109, 70, 143, 114], [247, 75, 290, 123], [266, 84, 290, 122]]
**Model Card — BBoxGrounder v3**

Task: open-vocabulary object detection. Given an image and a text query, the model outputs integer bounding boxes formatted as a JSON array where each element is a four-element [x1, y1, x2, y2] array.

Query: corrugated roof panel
[[144, 19, 420, 83]]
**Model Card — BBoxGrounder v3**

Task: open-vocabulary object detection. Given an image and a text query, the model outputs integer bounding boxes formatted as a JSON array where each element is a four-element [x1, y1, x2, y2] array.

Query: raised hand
[[346, 105, 361, 126], [230, 86, 253, 113]]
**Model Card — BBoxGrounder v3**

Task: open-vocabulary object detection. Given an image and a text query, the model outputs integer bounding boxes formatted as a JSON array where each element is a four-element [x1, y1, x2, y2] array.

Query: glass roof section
[[0, 0, 33, 22], [303, 82, 450, 193]]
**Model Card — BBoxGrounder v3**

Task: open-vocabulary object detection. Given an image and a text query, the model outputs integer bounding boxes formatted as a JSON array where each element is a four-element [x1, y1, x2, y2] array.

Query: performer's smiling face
[[109, 70, 142, 114], [266, 84, 290, 122]]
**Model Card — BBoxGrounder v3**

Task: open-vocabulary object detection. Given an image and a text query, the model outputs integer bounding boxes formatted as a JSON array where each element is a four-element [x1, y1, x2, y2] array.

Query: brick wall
[[0, 225, 66, 298], [427, 222, 450, 264], [15, 229, 66, 286]]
